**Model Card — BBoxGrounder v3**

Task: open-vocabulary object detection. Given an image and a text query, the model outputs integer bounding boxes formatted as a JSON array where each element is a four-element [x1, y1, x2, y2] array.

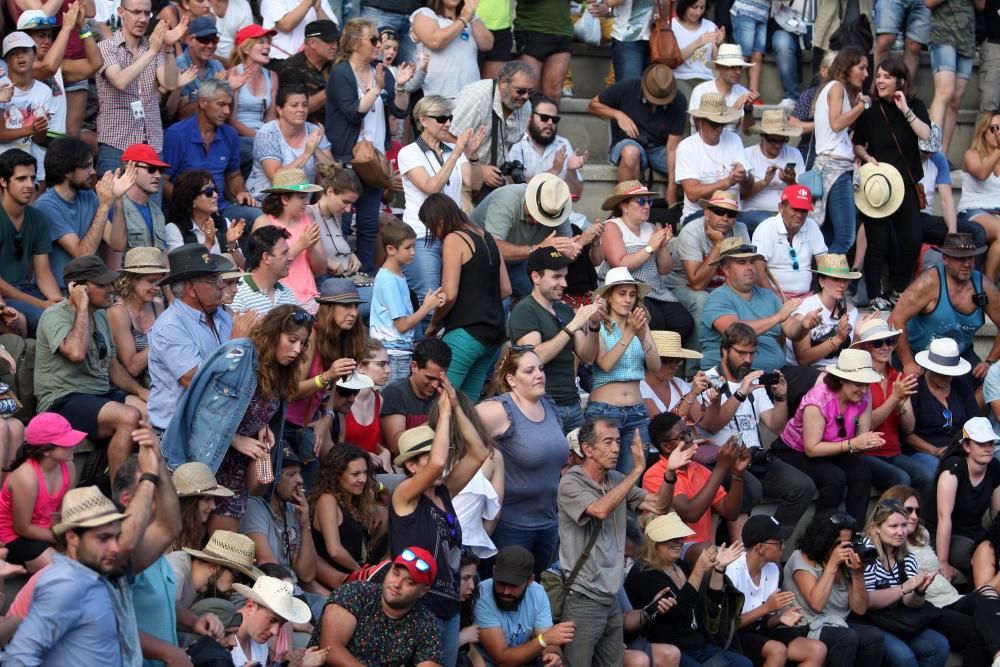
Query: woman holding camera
[[625, 512, 752, 667], [860, 499, 949, 667], [773, 348, 881, 526], [783, 509, 885, 667]]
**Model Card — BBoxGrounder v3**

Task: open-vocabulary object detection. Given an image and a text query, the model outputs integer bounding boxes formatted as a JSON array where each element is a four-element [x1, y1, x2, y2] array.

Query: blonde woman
[[959, 112, 1000, 279], [107, 248, 168, 391], [227, 25, 279, 156]]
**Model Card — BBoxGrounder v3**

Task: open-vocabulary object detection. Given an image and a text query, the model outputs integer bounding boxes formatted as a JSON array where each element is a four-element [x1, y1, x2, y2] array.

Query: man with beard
[[311, 546, 444, 666], [697, 323, 816, 542], [507, 94, 588, 199], [231, 225, 299, 315], [4, 428, 172, 666], [890, 232, 1000, 380], [119, 143, 170, 254], [34, 255, 145, 481], [508, 247, 604, 431], [474, 546, 575, 666]]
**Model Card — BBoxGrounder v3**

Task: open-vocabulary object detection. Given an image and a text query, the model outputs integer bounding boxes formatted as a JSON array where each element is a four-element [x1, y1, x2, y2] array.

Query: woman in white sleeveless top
[[959, 112, 1000, 279]]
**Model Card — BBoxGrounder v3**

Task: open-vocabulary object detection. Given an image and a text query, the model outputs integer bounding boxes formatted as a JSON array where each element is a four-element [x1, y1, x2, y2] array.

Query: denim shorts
[[874, 0, 931, 43], [609, 138, 668, 175], [960, 208, 1000, 223], [930, 43, 974, 79], [731, 13, 767, 55]]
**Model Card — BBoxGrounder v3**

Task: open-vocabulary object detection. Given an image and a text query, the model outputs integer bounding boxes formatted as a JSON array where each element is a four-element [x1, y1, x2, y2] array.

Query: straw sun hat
[[263, 168, 323, 194], [650, 330, 702, 360], [825, 349, 883, 384], [53, 486, 129, 535], [855, 163, 904, 219], [183, 530, 264, 580], [122, 247, 168, 275], [172, 462, 234, 498], [749, 109, 802, 137]]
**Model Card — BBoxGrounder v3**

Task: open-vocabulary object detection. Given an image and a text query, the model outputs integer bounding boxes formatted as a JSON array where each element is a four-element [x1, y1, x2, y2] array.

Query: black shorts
[[513, 30, 573, 61], [480, 27, 514, 64], [738, 627, 810, 667], [5, 537, 51, 564], [49, 389, 128, 439]]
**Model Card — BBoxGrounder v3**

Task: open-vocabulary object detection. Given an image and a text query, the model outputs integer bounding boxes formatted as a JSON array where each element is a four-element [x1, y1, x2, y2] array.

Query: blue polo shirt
[[162, 114, 241, 210]]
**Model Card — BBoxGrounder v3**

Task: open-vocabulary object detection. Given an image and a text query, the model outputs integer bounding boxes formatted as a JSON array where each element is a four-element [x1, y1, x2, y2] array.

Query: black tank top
[[313, 501, 368, 574], [443, 230, 505, 345]]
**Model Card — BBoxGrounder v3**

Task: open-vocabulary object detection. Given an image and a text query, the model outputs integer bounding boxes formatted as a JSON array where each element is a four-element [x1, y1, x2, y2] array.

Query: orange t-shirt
[[643, 457, 726, 543]]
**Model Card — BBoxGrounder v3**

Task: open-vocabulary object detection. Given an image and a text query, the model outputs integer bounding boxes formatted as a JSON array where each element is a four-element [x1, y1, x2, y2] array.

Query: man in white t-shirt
[[688, 44, 758, 135], [740, 110, 807, 235], [262, 0, 338, 62], [231, 576, 313, 666], [752, 184, 827, 297], [675, 92, 753, 220], [0, 32, 53, 179]]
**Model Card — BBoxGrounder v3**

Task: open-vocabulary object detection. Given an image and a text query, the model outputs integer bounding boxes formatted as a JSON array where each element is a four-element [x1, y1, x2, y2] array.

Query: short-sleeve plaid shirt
[[97, 32, 166, 152]]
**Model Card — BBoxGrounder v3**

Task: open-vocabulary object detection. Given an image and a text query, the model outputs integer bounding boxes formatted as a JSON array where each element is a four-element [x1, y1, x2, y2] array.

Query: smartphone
[[785, 162, 796, 172], [759, 371, 781, 386], [645, 589, 676, 619]]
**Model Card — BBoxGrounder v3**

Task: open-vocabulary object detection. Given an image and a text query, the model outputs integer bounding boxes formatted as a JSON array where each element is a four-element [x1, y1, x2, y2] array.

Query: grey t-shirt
[[166, 551, 197, 610], [557, 466, 646, 603], [664, 218, 749, 291], [240, 497, 301, 581], [470, 184, 572, 248], [783, 549, 850, 630]]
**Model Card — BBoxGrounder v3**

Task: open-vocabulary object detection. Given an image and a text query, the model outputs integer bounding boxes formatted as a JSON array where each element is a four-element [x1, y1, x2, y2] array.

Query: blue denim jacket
[[161, 339, 286, 473]]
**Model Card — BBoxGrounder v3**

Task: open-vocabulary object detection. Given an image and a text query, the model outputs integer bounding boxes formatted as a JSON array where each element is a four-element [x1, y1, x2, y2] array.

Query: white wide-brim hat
[[855, 163, 905, 219], [915, 337, 972, 376], [232, 575, 312, 624]]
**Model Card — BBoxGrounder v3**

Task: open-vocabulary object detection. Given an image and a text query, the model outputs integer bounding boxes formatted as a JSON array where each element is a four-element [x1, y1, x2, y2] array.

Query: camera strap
[[722, 381, 760, 443], [489, 80, 501, 167]]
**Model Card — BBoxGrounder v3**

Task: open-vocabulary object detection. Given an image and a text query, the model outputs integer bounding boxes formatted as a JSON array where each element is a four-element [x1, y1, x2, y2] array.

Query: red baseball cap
[[393, 547, 437, 586], [121, 143, 170, 168], [25, 413, 87, 447], [780, 184, 814, 211], [236, 24, 277, 47]]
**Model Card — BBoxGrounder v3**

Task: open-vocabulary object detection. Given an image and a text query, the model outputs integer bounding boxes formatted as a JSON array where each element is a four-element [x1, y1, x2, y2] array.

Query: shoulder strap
[[489, 80, 500, 167], [878, 103, 921, 189], [563, 520, 602, 589]]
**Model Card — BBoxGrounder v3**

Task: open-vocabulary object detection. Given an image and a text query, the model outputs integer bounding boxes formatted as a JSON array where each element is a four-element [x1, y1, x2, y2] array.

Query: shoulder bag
[[352, 137, 394, 190], [863, 558, 941, 638], [650, 0, 683, 69], [539, 524, 601, 622], [879, 103, 927, 210]]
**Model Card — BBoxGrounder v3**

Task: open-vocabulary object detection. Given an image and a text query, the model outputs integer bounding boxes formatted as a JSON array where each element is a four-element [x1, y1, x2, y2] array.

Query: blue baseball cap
[[188, 16, 218, 38]]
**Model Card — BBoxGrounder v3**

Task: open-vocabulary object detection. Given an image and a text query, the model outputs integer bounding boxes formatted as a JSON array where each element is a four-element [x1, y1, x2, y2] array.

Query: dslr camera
[[850, 539, 878, 565], [705, 367, 728, 392], [500, 160, 526, 184]]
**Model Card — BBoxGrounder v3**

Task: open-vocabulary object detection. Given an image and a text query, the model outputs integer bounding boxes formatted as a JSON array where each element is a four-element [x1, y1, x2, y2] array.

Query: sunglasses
[[92, 330, 108, 361], [22, 15, 57, 28], [788, 246, 799, 271], [533, 112, 561, 125], [877, 499, 907, 514], [705, 119, 726, 129], [511, 344, 536, 353], [430, 114, 453, 124], [513, 86, 535, 97], [194, 34, 220, 45], [869, 337, 898, 349], [829, 512, 857, 529], [137, 164, 163, 174], [904, 505, 920, 516], [708, 206, 738, 219], [200, 186, 217, 198], [290, 309, 313, 327], [631, 197, 654, 207], [368, 36, 379, 46], [11, 231, 23, 259], [399, 548, 432, 572], [379, 29, 398, 40], [763, 134, 790, 144], [991, 124, 1000, 133], [942, 409, 953, 431]]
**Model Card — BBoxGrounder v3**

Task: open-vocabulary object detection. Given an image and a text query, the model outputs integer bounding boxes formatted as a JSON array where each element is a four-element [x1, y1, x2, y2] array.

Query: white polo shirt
[[752, 213, 827, 294]]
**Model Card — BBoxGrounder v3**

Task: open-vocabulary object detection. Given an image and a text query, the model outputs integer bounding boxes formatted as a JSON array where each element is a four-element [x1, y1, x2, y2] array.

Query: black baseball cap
[[742, 515, 782, 548], [305, 20, 340, 42], [493, 546, 534, 586], [527, 247, 572, 274], [64, 255, 119, 285]]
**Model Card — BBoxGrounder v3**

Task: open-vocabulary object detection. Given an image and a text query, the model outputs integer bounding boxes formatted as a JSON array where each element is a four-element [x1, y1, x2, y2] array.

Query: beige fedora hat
[[749, 109, 802, 137], [53, 486, 129, 535], [263, 167, 323, 194], [855, 163, 904, 219], [811, 254, 861, 280], [600, 180, 660, 211], [184, 530, 263, 580], [645, 512, 695, 542], [641, 64, 678, 106], [709, 43, 753, 68], [826, 349, 884, 384], [710, 237, 764, 265], [593, 266, 652, 301], [233, 575, 312, 624], [698, 189, 740, 212], [122, 246, 168, 275], [651, 330, 702, 360], [688, 92, 742, 125], [525, 173, 572, 227], [394, 424, 436, 467], [172, 462, 235, 498]]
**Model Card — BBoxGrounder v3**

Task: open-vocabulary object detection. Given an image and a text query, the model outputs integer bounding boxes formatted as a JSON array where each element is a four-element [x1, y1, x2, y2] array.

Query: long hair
[[231, 34, 265, 67], [492, 346, 542, 395], [4, 443, 55, 473], [314, 303, 368, 368], [427, 390, 493, 471], [167, 169, 215, 230], [828, 46, 867, 98], [175, 496, 208, 551], [637, 531, 673, 571], [250, 305, 311, 400], [336, 17, 376, 64], [863, 499, 911, 572], [419, 193, 473, 244], [309, 444, 376, 529], [971, 112, 1000, 158], [459, 551, 480, 628], [975, 514, 1000, 555], [797, 509, 852, 565], [879, 485, 927, 547], [870, 55, 914, 99]]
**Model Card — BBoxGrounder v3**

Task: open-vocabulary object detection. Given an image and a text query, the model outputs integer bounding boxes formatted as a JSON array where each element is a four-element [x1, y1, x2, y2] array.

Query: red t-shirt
[[866, 366, 901, 457], [643, 457, 726, 543]]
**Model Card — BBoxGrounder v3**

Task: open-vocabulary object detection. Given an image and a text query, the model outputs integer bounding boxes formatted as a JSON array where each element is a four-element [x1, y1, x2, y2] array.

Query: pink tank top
[[269, 215, 319, 314], [0, 459, 71, 544], [286, 350, 329, 426]]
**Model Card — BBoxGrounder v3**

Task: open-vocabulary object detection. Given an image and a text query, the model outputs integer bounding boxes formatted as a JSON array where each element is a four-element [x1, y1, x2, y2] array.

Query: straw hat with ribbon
[[232, 575, 312, 624], [184, 530, 264, 580], [593, 266, 652, 301], [811, 254, 861, 280], [172, 462, 235, 498], [600, 180, 659, 211], [687, 92, 742, 125], [53, 486, 129, 535], [855, 163, 904, 219], [709, 43, 753, 68], [650, 330, 702, 359], [825, 349, 883, 384], [750, 109, 802, 137], [122, 247, 168, 275], [394, 424, 436, 467], [525, 173, 572, 227], [645, 512, 695, 543], [641, 64, 678, 106], [698, 189, 740, 212], [915, 337, 972, 376], [263, 168, 323, 194], [710, 237, 764, 265], [850, 318, 901, 348]]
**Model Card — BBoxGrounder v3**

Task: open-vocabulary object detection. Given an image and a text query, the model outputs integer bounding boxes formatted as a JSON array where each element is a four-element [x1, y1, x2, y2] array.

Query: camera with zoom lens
[[500, 160, 526, 184], [850, 539, 878, 566], [705, 367, 727, 392]]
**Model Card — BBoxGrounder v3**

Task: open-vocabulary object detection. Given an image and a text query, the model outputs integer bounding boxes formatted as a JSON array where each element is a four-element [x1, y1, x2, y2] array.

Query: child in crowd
[[369, 219, 445, 384]]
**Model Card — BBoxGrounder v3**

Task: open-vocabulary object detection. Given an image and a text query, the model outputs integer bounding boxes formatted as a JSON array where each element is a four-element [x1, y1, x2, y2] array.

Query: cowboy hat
[[157, 244, 232, 286], [826, 349, 884, 384], [641, 64, 677, 106], [709, 43, 753, 68], [749, 109, 802, 137], [600, 180, 660, 211], [811, 254, 861, 280], [855, 163, 904, 219], [172, 462, 235, 498], [850, 318, 901, 348], [184, 530, 264, 580], [915, 337, 972, 376], [650, 330, 702, 359], [394, 424, 436, 467], [709, 237, 763, 265], [53, 486, 129, 535], [232, 575, 312, 624], [525, 173, 572, 227], [687, 92, 742, 125], [935, 232, 987, 258], [645, 512, 695, 542], [122, 247, 168, 275], [698, 190, 740, 212], [263, 168, 323, 194], [593, 266, 652, 301]]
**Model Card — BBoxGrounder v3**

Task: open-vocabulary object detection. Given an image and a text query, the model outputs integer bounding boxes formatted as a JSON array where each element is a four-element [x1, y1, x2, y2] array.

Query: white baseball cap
[[3, 31, 36, 57], [963, 417, 998, 444]]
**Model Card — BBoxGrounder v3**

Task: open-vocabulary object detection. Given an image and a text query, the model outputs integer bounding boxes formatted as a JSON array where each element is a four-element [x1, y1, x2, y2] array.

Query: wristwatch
[[644, 244, 654, 254]]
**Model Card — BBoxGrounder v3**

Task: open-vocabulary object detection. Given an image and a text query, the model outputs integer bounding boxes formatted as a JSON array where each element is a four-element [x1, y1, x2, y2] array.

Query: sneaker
[[779, 98, 797, 110], [562, 87, 574, 98], [871, 296, 894, 311], [889, 290, 903, 305]]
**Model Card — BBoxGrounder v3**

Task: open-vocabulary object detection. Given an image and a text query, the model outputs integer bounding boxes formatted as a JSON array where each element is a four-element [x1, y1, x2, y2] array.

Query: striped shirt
[[97, 32, 166, 152], [861, 538, 919, 590], [231, 276, 300, 315]]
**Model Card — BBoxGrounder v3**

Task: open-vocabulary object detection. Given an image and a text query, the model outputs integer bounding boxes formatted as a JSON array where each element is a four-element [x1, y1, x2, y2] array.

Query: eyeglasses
[[120, 6, 154, 18], [631, 197, 654, 207], [829, 512, 857, 529], [942, 409, 953, 431], [137, 164, 163, 174], [708, 206, 738, 219], [513, 86, 535, 97], [533, 112, 561, 125], [368, 36, 379, 46], [365, 359, 391, 368], [194, 34, 220, 45], [200, 186, 217, 198], [194, 276, 225, 288], [763, 135, 790, 144], [430, 114, 453, 124], [788, 246, 799, 271], [399, 548, 432, 572], [92, 330, 108, 361], [761, 539, 784, 547]]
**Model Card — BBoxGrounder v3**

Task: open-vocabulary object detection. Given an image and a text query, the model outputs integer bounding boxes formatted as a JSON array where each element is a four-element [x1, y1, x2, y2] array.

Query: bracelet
[[847, 438, 855, 454], [561, 325, 574, 339], [314, 374, 326, 389], [683, 395, 695, 405], [664, 473, 677, 484], [458, 16, 470, 26], [139, 472, 161, 486], [537, 633, 548, 649], [714, 565, 727, 573], [905, 109, 916, 122], [78, 31, 93, 39], [589, 323, 601, 332], [468, 157, 480, 163], [733, 390, 748, 403]]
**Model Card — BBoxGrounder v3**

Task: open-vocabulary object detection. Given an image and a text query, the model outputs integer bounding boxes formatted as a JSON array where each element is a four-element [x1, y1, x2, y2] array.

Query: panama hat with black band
[[524, 173, 572, 228]]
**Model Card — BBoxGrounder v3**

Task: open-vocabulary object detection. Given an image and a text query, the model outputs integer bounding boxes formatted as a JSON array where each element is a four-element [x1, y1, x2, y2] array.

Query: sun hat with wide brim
[[697, 189, 740, 212], [709, 237, 764, 265], [651, 330, 702, 359], [826, 349, 884, 384], [709, 43, 754, 68], [525, 173, 572, 227], [122, 246, 168, 275], [593, 266, 652, 301], [336, 371, 375, 391], [184, 530, 264, 580], [749, 109, 803, 137], [935, 232, 987, 258], [263, 168, 323, 194], [811, 253, 861, 280], [855, 162, 905, 219], [172, 462, 235, 498], [641, 64, 678, 106], [600, 180, 660, 211], [915, 337, 972, 376], [233, 576, 312, 624], [687, 92, 742, 124], [53, 486, 129, 535], [394, 424, 436, 467], [218, 253, 245, 280], [645, 512, 695, 542], [850, 318, 901, 348]]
